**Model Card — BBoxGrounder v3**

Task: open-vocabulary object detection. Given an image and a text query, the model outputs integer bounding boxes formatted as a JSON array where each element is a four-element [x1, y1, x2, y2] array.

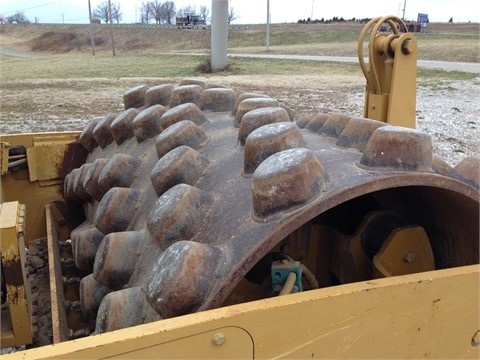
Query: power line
[[1, 0, 64, 16]]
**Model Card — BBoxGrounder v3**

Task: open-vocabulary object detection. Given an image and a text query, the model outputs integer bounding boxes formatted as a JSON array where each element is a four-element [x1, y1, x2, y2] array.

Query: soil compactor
[[1, 16, 479, 358]]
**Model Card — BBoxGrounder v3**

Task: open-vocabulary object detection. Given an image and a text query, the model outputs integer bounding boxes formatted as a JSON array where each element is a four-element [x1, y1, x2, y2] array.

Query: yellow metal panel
[[27, 146, 65, 182], [5, 265, 479, 359], [1, 310, 16, 347], [113, 327, 253, 359], [27, 134, 83, 182], [1, 142, 9, 176], [1, 132, 82, 243], [374, 226, 434, 277], [0, 201, 33, 347], [45, 204, 70, 344], [388, 34, 417, 128], [0, 132, 80, 148], [1, 172, 62, 243], [365, 93, 389, 122], [0, 201, 17, 228], [359, 17, 417, 128], [32, 134, 81, 146]]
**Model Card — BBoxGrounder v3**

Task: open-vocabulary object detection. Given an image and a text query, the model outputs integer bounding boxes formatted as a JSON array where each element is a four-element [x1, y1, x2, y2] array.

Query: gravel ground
[[416, 79, 480, 166], [1, 77, 478, 166], [0, 45, 478, 166]]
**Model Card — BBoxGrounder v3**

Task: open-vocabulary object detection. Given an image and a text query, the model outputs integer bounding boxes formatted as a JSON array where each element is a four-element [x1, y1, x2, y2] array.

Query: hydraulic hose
[[301, 264, 319, 289], [278, 272, 297, 296], [358, 16, 407, 95]]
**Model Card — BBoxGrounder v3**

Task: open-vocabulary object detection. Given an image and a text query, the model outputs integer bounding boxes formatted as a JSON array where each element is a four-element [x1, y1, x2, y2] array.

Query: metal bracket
[[271, 260, 303, 293]]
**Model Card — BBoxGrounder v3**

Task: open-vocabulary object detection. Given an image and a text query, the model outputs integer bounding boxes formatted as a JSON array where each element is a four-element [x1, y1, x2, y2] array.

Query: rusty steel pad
[[63, 80, 480, 334]]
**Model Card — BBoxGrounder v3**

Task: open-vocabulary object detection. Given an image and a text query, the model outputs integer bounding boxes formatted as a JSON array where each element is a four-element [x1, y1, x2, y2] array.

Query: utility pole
[[108, 0, 116, 56], [88, 0, 95, 56], [62, 13, 64, 23], [211, 0, 228, 72], [402, 0, 407, 20], [311, 0, 314, 21], [266, 0, 270, 51]]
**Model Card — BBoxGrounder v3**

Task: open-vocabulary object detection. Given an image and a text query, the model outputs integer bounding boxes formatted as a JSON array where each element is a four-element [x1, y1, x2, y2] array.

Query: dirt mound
[[30, 31, 106, 53]]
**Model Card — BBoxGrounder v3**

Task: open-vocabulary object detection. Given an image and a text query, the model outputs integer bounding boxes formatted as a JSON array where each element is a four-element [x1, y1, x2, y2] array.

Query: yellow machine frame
[[0, 132, 82, 243], [1, 132, 82, 348], [0, 201, 33, 347], [1, 133, 479, 358], [3, 265, 479, 359], [358, 16, 417, 128]]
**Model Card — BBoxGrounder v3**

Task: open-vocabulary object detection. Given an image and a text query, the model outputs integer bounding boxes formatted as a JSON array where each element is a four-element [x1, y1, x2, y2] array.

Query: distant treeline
[[298, 17, 372, 24]]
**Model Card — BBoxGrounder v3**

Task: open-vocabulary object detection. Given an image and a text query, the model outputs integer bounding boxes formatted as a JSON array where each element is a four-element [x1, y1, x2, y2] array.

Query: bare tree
[[150, 0, 162, 24], [7, 11, 30, 24], [111, 2, 122, 24], [178, 5, 196, 17], [140, 1, 153, 24], [199, 5, 209, 24], [161, 1, 176, 25], [142, 1, 176, 25], [227, 7, 238, 24], [138, 1, 176, 25], [93, 2, 110, 23]]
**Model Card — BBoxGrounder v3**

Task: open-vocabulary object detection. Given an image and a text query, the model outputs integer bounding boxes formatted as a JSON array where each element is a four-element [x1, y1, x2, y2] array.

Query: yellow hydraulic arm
[[358, 16, 418, 128]]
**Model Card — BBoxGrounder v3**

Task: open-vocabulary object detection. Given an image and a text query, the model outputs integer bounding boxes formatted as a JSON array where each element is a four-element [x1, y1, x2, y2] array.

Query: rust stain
[[58, 140, 88, 180], [2, 257, 23, 286]]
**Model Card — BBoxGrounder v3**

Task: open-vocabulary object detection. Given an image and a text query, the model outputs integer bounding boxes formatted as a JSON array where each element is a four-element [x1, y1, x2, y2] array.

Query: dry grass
[[1, 22, 478, 60]]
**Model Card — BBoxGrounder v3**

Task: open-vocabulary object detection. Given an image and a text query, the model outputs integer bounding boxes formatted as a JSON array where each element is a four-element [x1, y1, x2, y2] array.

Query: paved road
[[0, 47, 41, 59], [226, 53, 480, 74], [1, 46, 479, 73]]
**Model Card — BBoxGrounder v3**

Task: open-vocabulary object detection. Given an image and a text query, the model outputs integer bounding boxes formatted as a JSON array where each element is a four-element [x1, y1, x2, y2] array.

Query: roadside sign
[[417, 13, 429, 29]]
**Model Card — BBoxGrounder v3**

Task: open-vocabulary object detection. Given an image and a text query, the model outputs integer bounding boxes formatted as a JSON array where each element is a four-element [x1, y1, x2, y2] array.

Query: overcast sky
[[1, 0, 479, 24]]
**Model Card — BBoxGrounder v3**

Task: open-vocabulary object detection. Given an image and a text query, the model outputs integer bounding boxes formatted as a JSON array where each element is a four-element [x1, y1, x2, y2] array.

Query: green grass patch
[[417, 68, 478, 84], [0, 54, 199, 81], [228, 29, 360, 48], [0, 53, 363, 81], [1, 51, 475, 84]]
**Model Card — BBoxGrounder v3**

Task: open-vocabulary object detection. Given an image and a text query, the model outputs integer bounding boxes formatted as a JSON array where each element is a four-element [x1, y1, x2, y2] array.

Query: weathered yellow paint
[[374, 225, 435, 277], [0, 201, 33, 347], [3, 265, 478, 359], [364, 93, 389, 123], [1, 310, 16, 347], [387, 34, 417, 128], [45, 204, 70, 344], [27, 134, 82, 182], [114, 327, 254, 359], [0, 142, 9, 176], [27, 146, 64, 182], [0, 132, 80, 243], [359, 16, 417, 128]]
